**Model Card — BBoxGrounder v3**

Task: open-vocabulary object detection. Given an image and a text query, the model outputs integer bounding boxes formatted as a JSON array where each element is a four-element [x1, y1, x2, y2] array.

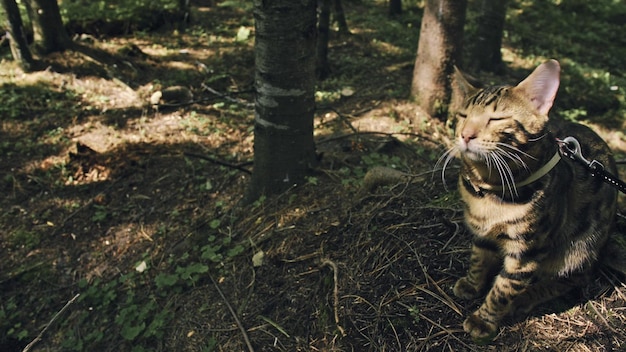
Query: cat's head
[[452, 60, 561, 163]]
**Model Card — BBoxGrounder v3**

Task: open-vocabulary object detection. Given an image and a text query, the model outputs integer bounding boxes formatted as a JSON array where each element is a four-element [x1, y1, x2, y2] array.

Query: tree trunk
[[333, 0, 350, 35], [469, 0, 508, 74], [1, 0, 35, 71], [24, 0, 71, 54], [178, 0, 191, 31], [410, 0, 467, 120], [317, 0, 331, 79], [246, 0, 317, 202]]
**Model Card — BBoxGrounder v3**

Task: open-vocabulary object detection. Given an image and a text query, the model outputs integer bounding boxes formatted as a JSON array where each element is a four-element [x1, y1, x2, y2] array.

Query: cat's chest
[[460, 185, 536, 237]]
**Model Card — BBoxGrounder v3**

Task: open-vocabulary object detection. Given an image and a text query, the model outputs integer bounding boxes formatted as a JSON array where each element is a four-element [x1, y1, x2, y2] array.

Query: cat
[[441, 59, 619, 343]]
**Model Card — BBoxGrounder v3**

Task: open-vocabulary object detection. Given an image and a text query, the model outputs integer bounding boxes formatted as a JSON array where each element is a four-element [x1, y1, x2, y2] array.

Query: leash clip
[[557, 136, 605, 174], [556, 136, 626, 194]]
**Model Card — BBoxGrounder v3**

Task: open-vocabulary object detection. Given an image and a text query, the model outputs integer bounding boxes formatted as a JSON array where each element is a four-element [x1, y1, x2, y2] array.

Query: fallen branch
[[183, 151, 252, 174], [328, 107, 359, 135], [201, 83, 254, 108], [320, 258, 346, 336], [23, 293, 80, 352]]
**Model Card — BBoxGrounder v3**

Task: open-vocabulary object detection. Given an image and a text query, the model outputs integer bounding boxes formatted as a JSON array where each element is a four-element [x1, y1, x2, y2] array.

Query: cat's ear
[[453, 66, 481, 99], [450, 66, 480, 115], [515, 59, 560, 115]]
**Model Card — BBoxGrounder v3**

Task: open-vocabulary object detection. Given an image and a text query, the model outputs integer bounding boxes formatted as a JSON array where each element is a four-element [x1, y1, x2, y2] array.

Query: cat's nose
[[461, 132, 476, 144]]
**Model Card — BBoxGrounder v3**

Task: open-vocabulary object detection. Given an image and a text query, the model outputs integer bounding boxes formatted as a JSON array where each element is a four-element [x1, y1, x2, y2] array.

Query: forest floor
[[2, 1, 626, 351]]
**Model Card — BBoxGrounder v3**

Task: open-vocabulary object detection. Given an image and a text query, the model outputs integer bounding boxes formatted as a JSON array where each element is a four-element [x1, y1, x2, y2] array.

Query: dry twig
[[22, 293, 80, 352], [183, 151, 252, 174], [209, 273, 255, 352], [201, 83, 254, 108]]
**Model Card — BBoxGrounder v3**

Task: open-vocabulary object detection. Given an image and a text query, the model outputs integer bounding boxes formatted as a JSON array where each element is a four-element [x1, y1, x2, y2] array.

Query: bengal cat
[[442, 60, 619, 342]]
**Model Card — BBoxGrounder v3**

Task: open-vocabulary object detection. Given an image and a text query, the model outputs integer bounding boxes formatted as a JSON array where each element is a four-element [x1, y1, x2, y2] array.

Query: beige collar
[[469, 151, 562, 192]]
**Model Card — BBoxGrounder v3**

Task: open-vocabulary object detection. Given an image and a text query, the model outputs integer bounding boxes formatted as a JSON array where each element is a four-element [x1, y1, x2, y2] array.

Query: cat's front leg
[[464, 257, 536, 343], [454, 240, 501, 300]]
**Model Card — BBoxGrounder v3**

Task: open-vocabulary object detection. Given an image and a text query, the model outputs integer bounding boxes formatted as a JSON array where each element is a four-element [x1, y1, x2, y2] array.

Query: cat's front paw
[[453, 277, 481, 300], [463, 311, 498, 344]]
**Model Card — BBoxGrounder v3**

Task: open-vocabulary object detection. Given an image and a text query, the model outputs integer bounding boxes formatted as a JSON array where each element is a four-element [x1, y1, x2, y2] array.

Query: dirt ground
[[2, 2, 626, 352]]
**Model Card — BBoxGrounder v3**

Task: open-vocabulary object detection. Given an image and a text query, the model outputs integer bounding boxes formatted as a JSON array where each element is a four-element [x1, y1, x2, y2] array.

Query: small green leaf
[[155, 273, 179, 289], [180, 262, 209, 275], [227, 244, 245, 258], [209, 219, 221, 229], [306, 176, 318, 185], [121, 322, 145, 340]]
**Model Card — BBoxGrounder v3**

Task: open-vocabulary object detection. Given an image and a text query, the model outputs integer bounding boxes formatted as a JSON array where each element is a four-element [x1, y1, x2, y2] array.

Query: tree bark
[[246, 0, 317, 202], [317, 0, 331, 79], [389, 0, 402, 17], [1, 0, 35, 71], [178, 0, 191, 31], [469, 0, 508, 74], [333, 0, 350, 35], [24, 0, 71, 54], [410, 0, 467, 120]]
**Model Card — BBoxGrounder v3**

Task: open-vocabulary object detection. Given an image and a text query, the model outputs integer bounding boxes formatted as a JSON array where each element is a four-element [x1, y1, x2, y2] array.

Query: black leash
[[557, 136, 626, 194]]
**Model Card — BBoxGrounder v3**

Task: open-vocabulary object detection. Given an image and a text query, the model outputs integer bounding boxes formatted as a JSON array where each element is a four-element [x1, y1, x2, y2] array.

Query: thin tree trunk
[[470, 0, 508, 73], [410, 0, 467, 120], [24, 0, 71, 54], [317, 0, 331, 79], [333, 0, 350, 35], [246, 0, 317, 202], [1, 0, 35, 71], [178, 0, 191, 31], [389, 0, 402, 17]]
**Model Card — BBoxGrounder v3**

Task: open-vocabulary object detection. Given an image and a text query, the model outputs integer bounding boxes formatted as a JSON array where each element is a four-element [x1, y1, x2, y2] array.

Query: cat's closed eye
[[488, 116, 508, 124]]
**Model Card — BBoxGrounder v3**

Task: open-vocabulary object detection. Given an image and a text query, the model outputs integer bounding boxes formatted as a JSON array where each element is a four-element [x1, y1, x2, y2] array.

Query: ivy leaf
[[227, 245, 245, 258], [154, 273, 178, 289], [121, 322, 145, 340]]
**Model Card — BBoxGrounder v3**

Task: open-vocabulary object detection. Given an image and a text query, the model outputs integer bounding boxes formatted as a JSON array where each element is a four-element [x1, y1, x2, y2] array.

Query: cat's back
[[547, 121, 618, 272]]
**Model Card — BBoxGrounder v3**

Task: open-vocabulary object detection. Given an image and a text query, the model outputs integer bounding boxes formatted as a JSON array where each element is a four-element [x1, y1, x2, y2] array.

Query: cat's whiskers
[[435, 146, 460, 190], [489, 150, 518, 197], [437, 140, 540, 198], [491, 142, 546, 196], [464, 140, 522, 197], [528, 133, 548, 142], [495, 147, 526, 170], [496, 142, 536, 163]]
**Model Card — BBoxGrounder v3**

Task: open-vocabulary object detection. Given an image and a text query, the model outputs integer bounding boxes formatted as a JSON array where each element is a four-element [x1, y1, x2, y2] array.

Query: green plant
[[6, 228, 41, 250], [306, 176, 319, 185], [0, 297, 29, 342], [407, 305, 421, 323], [91, 205, 109, 223], [66, 273, 174, 350]]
